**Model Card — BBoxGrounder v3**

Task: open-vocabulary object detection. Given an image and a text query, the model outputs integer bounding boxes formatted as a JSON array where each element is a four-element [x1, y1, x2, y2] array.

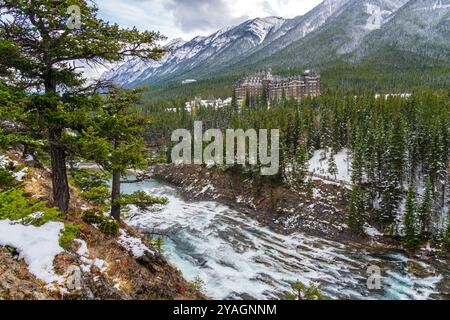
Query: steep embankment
[[153, 159, 448, 258], [154, 163, 366, 242], [0, 147, 203, 300]]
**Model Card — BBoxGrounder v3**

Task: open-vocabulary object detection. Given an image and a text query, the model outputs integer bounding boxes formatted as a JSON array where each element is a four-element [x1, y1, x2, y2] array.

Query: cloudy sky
[[95, 0, 323, 42]]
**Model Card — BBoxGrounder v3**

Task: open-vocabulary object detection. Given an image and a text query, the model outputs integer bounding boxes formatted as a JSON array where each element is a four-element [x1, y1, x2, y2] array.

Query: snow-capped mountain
[[101, 0, 352, 87], [353, 0, 450, 62], [273, 0, 410, 64], [102, 16, 290, 87], [101, 0, 450, 88], [100, 38, 187, 86]]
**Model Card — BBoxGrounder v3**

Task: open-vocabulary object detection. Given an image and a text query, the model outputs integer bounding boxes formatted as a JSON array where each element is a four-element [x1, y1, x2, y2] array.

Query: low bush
[[0, 188, 60, 226], [59, 223, 82, 248], [82, 210, 119, 237]]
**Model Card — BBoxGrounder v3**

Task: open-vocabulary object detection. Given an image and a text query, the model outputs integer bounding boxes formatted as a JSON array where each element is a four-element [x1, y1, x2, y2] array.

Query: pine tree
[[0, 0, 166, 212], [289, 143, 308, 187], [444, 221, 450, 250], [418, 177, 433, 239], [327, 152, 338, 180], [351, 129, 365, 185], [79, 88, 151, 220], [261, 85, 268, 109], [380, 120, 405, 226], [245, 91, 250, 110], [231, 89, 238, 113], [347, 187, 367, 236], [403, 186, 420, 250]]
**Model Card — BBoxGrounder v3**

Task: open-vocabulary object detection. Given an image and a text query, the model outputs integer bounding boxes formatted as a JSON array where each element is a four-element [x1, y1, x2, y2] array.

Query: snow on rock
[[197, 184, 216, 196], [118, 230, 153, 258], [365, 3, 383, 30], [308, 148, 352, 183], [75, 239, 89, 257], [0, 219, 64, 284], [364, 224, 382, 237], [12, 167, 27, 181], [0, 154, 27, 181], [74, 239, 107, 273], [0, 155, 9, 168]]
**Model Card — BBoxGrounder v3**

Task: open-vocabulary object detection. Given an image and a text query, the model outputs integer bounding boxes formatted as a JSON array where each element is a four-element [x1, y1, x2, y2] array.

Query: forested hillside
[[141, 89, 450, 246]]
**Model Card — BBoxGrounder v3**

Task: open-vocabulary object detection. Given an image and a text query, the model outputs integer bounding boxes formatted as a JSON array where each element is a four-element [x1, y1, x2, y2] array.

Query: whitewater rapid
[[121, 179, 448, 300]]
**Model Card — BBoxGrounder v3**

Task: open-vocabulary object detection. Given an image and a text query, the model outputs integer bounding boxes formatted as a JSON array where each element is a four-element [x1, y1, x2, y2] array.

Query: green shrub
[[0, 134, 11, 149], [99, 218, 119, 236], [59, 223, 82, 249], [188, 276, 205, 295], [0, 168, 16, 190], [285, 280, 325, 300], [82, 209, 104, 225], [0, 188, 60, 226], [82, 210, 119, 237]]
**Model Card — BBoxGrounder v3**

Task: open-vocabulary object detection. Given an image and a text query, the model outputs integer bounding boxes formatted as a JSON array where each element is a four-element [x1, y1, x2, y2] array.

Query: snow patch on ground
[[197, 184, 215, 196], [0, 154, 27, 181], [12, 167, 27, 181], [364, 224, 382, 237], [365, 4, 383, 30], [118, 230, 153, 258], [0, 219, 64, 284], [308, 148, 352, 183], [0, 155, 9, 168], [74, 239, 107, 273]]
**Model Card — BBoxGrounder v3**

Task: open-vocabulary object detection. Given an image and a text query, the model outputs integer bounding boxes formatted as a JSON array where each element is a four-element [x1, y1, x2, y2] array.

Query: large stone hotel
[[234, 69, 321, 105]]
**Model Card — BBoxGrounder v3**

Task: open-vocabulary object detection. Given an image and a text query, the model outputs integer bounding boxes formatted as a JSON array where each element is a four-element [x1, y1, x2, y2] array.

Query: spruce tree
[[0, 0, 165, 212], [327, 152, 338, 180], [380, 120, 405, 226], [347, 186, 367, 236], [79, 88, 158, 220], [403, 186, 420, 249], [444, 221, 450, 250], [418, 177, 433, 239], [245, 91, 250, 110], [261, 85, 268, 109], [231, 89, 238, 113], [351, 129, 365, 185], [289, 143, 308, 187]]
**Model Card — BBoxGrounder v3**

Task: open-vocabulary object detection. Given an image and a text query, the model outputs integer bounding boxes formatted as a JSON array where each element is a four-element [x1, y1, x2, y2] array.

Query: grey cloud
[[163, 0, 249, 33], [261, 1, 278, 16]]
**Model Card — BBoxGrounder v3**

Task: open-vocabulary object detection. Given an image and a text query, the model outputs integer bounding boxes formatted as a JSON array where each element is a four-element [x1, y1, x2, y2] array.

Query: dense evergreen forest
[[141, 89, 450, 247]]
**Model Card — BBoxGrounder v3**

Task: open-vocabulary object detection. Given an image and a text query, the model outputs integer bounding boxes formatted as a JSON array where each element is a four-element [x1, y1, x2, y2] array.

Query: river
[[121, 178, 449, 300]]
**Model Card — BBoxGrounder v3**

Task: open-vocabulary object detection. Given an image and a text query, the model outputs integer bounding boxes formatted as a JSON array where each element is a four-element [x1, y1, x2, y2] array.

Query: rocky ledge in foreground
[[0, 148, 204, 300]]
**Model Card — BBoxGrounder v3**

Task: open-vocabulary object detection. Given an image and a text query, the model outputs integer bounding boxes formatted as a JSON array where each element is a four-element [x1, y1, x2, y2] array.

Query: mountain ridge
[[101, 0, 450, 92]]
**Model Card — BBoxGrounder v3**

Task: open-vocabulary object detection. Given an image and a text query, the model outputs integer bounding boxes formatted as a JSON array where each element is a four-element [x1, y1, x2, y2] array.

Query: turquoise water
[[121, 179, 448, 300]]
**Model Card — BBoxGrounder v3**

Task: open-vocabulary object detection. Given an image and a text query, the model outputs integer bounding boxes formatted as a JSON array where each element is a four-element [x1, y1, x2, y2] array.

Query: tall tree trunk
[[111, 169, 121, 220], [45, 69, 70, 212], [49, 128, 70, 212]]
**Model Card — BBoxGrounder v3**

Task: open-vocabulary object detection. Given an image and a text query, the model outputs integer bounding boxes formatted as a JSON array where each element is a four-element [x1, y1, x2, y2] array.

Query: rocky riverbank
[[0, 148, 204, 300], [154, 164, 368, 241]]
